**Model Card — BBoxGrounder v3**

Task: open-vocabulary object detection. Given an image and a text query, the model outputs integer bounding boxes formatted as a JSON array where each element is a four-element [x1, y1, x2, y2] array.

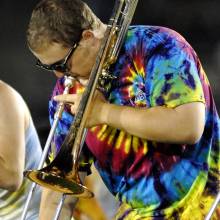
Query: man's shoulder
[[128, 25, 171, 35], [0, 80, 25, 105], [0, 80, 10, 93], [0, 80, 29, 122], [127, 25, 187, 43], [0, 80, 17, 101]]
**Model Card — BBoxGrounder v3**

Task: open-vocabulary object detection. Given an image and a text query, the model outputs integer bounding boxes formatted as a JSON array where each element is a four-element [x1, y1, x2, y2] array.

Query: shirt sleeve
[[146, 35, 205, 108]]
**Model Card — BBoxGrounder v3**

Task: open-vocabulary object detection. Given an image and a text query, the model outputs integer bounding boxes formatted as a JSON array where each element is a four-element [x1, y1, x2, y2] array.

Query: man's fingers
[[53, 94, 76, 103], [70, 105, 77, 114]]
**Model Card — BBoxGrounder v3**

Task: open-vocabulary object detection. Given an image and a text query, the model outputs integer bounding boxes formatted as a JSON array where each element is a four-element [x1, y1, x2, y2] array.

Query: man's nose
[[54, 71, 64, 78]]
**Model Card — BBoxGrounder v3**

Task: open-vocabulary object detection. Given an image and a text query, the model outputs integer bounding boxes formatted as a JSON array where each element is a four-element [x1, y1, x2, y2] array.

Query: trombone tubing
[[21, 111, 63, 220], [21, 77, 74, 220], [205, 191, 220, 220]]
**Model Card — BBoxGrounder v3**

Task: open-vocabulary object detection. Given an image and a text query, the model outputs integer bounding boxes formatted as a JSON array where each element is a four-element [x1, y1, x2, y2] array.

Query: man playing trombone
[[26, 0, 220, 219]]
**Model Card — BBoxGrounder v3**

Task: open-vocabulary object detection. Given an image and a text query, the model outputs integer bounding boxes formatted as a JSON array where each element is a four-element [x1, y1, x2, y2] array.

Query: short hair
[[27, 0, 101, 52]]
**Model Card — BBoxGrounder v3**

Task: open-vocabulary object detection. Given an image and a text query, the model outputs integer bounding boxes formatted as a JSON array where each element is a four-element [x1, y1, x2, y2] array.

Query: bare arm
[[39, 188, 77, 220], [54, 92, 205, 145], [100, 101, 205, 144], [0, 81, 28, 190], [39, 172, 88, 219]]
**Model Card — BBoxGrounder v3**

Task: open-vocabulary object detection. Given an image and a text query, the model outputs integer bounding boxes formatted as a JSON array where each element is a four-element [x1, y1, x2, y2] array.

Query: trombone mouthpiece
[[64, 76, 74, 88]]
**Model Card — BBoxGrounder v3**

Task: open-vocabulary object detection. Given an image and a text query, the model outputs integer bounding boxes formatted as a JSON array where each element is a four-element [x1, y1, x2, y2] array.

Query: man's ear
[[81, 30, 95, 40]]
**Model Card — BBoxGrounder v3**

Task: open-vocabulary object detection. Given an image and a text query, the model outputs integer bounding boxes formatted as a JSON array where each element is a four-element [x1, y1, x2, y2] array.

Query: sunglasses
[[36, 43, 78, 73]]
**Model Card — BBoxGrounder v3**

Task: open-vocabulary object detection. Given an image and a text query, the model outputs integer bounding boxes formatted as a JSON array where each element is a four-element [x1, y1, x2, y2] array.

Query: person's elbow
[[183, 113, 205, 145], [185, 126, 204, 145], [7, 169, 23, 191], [0, 162, 23, 191], [176, 102, 205, 145]]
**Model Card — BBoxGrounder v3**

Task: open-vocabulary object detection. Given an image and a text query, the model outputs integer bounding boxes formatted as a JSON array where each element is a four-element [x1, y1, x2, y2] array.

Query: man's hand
[[53, 90, 107, 127]]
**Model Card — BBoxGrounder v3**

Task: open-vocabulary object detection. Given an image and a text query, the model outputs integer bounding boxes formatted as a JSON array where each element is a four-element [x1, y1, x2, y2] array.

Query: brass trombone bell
[[24, 169, 94, 198]]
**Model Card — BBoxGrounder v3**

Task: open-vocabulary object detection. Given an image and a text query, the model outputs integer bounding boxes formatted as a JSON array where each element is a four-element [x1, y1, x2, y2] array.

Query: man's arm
[[39, 188, 77, 220], [99, 101, 205, 144], [0, 81, 27, 190], [54, 92, 205, 145], [39, 171, 88, 219]]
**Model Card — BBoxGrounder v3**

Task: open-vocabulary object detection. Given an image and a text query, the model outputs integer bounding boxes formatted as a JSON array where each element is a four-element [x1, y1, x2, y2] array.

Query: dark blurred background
[[0, 0, 219, 145]]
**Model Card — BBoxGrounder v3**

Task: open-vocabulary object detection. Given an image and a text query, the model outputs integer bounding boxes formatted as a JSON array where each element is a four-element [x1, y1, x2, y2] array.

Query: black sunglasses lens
[[36, 60, 51, 71], [53, 64, 68, 72], [36, 61, 67, 72], [36, 60, 43, 68], [35, 43, 77, 72]]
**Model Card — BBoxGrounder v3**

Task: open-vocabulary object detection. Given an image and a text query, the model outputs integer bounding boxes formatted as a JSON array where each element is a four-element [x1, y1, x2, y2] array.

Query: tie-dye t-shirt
[[49, 26, 220, 219]]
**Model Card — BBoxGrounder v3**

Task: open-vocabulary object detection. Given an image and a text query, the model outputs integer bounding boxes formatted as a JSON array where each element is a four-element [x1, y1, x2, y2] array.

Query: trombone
[[22, 0, 139, 218], [21, 76, 74, 220], [205, 192, 220, 220]]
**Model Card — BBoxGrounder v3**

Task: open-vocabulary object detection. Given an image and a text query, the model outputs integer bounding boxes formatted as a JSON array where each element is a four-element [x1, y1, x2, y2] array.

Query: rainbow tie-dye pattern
[[49, 26, 220, 219]]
